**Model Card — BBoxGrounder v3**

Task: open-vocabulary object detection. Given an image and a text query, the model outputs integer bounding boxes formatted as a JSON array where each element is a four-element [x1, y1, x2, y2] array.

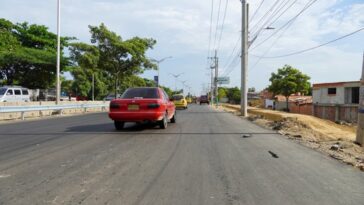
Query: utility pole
[[209, 52, 218, 106], [240, 0, 248, 116], [214, 50, 219, 107], [211, 66, 214, 104], [356, 52, 364, 146], [56, 0, 61, 104], [92, 73, 95, 101]]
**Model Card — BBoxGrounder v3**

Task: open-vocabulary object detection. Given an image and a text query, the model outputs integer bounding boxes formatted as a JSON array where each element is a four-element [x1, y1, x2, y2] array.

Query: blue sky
[[0, 0, 363, 95]]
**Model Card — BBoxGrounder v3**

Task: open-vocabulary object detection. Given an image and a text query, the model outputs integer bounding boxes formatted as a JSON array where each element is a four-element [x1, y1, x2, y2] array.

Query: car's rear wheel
[[114, 121, 124, 130], [171, 111, 176, 123], [159, 112, 168, 129]]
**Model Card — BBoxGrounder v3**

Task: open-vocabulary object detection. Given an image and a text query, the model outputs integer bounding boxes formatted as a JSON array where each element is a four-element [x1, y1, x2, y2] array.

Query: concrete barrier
[[0, 101, 109, 121]]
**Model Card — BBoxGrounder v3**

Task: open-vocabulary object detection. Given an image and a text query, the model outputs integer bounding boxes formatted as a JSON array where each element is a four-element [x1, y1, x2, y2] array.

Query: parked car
[[199, 95, 209, 104], [0, 86, 30, 102], [172, 94, 188, 109], [109, 87, 176, 130]]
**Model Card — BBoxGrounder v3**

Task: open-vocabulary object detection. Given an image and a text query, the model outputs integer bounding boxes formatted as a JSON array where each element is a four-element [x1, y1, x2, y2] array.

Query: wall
[[289, 103, 313, 116], [313, 87, 346, 104], [313, 104, 358, 123], [0, 101, 109, 121]]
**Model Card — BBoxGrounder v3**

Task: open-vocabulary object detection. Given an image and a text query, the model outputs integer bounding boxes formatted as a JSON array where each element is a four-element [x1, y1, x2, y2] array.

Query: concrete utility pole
[[209, 52, 218, 105], [211, 66, 214, 104], [214, 50, 219, 107], [240, 0, 248, 116], [56, 0, 61, 104], [356, 52, 364, 146]]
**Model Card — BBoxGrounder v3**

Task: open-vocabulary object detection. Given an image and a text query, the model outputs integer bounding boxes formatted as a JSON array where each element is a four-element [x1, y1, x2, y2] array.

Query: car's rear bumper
[[109, 111, 164, 122], [174, 103, 187, 108]]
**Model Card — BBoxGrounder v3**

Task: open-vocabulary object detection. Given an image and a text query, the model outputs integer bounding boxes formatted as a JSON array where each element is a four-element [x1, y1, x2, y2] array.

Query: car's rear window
[[122, 88, 159, 99], [201, 95, 207, 99], [173, 95, 183, 100]]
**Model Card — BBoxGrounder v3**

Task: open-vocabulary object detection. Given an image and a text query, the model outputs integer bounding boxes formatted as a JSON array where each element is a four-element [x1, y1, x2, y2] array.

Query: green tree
[[248, 87, 256, 92], [226, 87, 241, 104], [218, 87, 227, 100], [268, 65, 311, 111], [88, 23, 157, 96], [0, 18, 71, 88]]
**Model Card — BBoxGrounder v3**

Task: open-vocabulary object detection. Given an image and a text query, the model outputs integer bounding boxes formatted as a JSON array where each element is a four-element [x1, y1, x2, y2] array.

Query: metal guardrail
[[0, 103, 109, 120]]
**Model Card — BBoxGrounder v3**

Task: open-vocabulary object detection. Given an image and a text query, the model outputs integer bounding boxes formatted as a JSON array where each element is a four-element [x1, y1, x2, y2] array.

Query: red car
[[109, 87, 176, 130]]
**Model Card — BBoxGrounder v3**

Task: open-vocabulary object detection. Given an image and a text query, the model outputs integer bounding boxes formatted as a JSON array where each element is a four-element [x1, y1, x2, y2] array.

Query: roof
[[275, 95, 313, 103], [313, 81, 360, 88]]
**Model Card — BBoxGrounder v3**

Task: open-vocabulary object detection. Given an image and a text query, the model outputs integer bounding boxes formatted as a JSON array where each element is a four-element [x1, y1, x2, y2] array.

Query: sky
[[0, 0, 363, 95]]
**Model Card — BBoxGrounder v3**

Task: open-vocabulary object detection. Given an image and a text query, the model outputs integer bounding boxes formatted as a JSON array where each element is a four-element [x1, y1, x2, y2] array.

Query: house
[[312, 81, 359, 122], [274, 95, 313, 115]]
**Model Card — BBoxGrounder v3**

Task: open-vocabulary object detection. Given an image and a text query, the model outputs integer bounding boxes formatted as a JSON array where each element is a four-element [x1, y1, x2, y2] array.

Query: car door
[[14, 89, 22, 101], [5, 89, 14, 102], [163, 91, 175, 118]]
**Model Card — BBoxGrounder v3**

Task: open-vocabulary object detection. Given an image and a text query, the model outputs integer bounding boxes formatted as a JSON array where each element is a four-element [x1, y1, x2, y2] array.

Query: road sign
[[154, 76, 159, 85], [217, 77, 230, 85]]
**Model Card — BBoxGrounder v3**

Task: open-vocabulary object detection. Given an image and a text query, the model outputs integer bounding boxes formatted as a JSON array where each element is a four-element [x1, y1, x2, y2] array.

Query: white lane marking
[[0, 174, 11, 178]]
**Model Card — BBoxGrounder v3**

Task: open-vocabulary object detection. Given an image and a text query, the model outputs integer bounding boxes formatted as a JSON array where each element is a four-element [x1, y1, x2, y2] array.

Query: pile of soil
[[218, 104, 364, 171]]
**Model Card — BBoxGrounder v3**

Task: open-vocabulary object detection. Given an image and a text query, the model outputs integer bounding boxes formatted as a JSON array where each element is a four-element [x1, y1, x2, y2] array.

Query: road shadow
[[66, 122, 161, 133]]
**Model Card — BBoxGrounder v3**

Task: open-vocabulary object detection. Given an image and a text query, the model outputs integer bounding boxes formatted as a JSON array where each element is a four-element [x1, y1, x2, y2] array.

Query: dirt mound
[[219, 104, 364, 171]]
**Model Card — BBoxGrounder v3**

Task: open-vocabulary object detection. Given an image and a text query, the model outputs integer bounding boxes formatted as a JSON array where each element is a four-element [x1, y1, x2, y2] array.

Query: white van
[[0, 86, 30, 102]]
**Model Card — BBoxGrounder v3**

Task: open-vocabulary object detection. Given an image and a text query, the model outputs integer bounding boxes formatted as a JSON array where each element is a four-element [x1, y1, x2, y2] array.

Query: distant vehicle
[[186, 96, 192, 104], [109, 87, 176, 130], [104, 94, 121, 101], [199, 95, 209, 105], [0, 86, 30, 102], [172, 94, 188, 109]]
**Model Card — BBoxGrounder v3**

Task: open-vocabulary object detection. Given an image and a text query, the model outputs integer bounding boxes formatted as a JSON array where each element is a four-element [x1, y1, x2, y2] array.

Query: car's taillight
[[148, 103, 160, 109], [110, 103, 120, 109]]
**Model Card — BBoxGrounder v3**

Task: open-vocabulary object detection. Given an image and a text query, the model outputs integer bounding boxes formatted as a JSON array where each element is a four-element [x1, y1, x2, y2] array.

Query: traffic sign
[[217, 77, 230, 85]]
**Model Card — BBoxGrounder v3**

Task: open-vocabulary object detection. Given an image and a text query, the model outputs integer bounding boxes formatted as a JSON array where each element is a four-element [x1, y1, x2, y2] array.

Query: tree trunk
[[285, 96, 289, 112], [115, 77, 118, 99]]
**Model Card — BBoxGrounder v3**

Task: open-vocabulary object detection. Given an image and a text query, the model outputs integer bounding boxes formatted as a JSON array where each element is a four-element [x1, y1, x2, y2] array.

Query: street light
[[169, 72, 184, 91], [151, 56, 173, 87]]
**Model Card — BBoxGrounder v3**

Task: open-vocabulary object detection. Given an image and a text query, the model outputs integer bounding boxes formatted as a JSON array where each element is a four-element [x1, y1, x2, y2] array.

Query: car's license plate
[[128, 104, 139, 110]]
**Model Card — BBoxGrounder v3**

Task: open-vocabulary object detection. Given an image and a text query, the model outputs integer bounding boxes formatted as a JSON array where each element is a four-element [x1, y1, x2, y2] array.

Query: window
[[14, 89, 21, 95], [22, 89, 29, 95], [0, 88, 7, 95], [351, 87, 359, 104], [172, 95, 183, 100], [163, 91, 169, 101], [121, 88, 159, 99], [328, 88, 336, 95], [7, 89, 13, 95]]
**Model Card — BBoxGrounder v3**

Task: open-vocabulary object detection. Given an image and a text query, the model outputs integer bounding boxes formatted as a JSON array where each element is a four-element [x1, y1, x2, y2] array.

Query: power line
[[212, 0, 223, 52], [206, 0, 215, 68], [222, 36, 241, 72], [250, 0, 293, 38], [251, 27, 364, 59], [249, 0, 265, 23], [250, 0, 318, 50], [266, 0, 298, 28], [249, 0, 280, 34], [217, 0, 229, 52]]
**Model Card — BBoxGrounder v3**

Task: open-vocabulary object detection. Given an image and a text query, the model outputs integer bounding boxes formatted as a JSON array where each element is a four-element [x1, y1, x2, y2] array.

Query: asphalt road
[[0, 104, 363, 205]]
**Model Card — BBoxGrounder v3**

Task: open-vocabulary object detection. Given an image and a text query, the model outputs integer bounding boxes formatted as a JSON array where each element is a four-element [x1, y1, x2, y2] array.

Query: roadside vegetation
[[0, 18, 178, 100]]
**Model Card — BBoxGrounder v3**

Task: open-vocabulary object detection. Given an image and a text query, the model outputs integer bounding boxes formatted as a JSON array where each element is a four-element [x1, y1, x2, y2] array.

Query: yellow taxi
[[172, 94, 188, 109], [186, 97, 192, 104]]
